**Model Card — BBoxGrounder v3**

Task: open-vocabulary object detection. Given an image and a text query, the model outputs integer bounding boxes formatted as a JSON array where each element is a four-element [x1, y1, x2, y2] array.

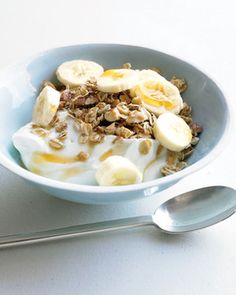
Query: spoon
[[0, 185, 235, 248]]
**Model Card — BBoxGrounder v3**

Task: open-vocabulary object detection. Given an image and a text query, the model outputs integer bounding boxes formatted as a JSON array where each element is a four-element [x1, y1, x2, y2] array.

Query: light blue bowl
[[0, 44, 232, 204]]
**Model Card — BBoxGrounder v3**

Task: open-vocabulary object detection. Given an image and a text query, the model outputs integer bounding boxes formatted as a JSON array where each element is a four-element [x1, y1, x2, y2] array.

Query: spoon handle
[[0, 215, 153, 249]]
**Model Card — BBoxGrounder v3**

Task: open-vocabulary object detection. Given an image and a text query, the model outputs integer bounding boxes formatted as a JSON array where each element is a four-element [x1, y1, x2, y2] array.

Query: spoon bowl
[[154, 186, 236, 233]]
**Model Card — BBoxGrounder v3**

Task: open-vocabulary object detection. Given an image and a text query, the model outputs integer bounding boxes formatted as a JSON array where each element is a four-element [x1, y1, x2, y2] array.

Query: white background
[[0, 0, 235, 294]]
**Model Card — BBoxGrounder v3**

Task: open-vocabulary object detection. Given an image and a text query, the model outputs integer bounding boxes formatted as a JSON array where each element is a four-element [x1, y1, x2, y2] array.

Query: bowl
[[0, 44, 231, 204]]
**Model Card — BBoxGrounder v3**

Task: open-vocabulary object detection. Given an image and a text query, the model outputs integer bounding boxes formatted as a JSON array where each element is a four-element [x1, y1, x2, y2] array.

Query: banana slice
[[95, 155, 143, 186], [129, 70, 161, 97], [153, 112, 192, 152], [138, 69, 162, 81], [131, 72, 183, 115], [56, 60, 104, 86], [97, 69, 139, 93], [32, 86, 60, 127]]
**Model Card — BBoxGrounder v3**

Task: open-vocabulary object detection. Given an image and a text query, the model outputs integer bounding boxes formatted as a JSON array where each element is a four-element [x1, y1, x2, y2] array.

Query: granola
[[170, 76, 187, 93], [48, 138, 64, 150], [76, 151, 89, 161], [48, 69, 202, 177]]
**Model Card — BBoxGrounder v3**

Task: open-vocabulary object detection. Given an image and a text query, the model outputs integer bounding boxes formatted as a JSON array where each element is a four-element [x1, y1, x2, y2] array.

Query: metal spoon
[[0, 185, 235, 248]]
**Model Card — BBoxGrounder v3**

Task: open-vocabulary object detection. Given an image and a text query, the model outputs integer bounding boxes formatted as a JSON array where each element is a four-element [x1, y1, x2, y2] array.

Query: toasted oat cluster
[[59, 83, 155, 143]]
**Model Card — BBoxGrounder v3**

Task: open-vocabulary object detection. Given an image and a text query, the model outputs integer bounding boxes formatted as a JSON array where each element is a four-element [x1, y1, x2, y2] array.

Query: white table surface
[[0, 0, 235, 294]]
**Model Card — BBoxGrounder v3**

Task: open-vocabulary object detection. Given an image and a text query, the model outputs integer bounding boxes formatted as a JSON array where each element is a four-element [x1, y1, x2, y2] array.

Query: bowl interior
[[0, 44, 229, 176]]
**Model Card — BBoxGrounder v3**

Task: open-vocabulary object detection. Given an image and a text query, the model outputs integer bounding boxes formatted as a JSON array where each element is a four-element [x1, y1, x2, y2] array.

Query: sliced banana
[[95, 155, 143, 186], [97, 69, 139, 93], [153, 112, 192, 152], [131, 71, 183, 115], [129, 70, 161, 97], [138, 69, 162, 81], [32, 86, 60, 127], [56, 60, 104, 86]]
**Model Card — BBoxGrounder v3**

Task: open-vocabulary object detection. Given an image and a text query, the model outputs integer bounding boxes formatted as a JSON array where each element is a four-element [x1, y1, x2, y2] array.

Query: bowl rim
[[0, 43, 233, 195]]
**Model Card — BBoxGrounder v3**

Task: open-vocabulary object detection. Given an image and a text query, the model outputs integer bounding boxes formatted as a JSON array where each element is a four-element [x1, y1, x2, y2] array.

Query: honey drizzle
[[99, 149, 113, 161], [32, 152, 80, 164], [143, 144, 164, 174], [60, 167, 83, 180]]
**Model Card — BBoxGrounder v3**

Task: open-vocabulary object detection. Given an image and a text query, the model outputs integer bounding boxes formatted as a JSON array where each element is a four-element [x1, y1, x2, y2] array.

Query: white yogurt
[[12, 112, 167, 185]]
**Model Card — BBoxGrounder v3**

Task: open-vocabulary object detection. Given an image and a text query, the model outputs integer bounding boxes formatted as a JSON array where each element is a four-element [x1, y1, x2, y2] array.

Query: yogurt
[[12, 112, 167, 185]]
